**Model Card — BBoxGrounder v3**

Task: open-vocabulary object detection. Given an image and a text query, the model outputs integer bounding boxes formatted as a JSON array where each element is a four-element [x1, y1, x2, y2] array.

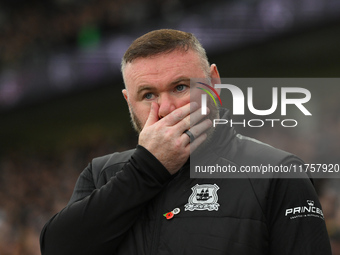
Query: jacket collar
[[208, 107, 236, 153]]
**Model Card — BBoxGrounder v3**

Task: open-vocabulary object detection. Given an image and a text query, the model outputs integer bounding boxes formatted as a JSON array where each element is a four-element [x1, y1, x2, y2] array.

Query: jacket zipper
[[149, 191, 165, 255], [149, 168, 185, 255]]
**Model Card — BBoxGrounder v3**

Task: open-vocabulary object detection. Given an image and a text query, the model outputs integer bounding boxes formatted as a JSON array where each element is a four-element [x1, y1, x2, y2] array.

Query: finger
[[183, 130, 195, 144], [175, 106, 210, 135], [182, 118, 212, 144], [189, 107, 210, 127], [189, 119, 212, 139], [161, 102, 198, 126], [144, 102, 159, 128], [187, 132, 208, 153]]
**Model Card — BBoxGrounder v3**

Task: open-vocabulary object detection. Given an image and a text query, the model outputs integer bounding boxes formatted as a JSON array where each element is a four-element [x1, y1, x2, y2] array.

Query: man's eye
[[144, 93, 154, 100], [175, 84, 187, 92]]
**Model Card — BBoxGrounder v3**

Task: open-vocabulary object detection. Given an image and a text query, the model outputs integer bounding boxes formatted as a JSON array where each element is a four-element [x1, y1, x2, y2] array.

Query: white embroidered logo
[[185, 184, 220, 211], [285, 200, 324, 220]]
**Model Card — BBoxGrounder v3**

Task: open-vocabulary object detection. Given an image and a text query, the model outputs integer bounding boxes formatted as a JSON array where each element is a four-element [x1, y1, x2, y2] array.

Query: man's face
[[122, 49, 219, 133]]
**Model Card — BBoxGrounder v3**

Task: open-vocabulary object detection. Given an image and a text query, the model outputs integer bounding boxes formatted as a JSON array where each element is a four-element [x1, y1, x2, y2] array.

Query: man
[[40, 29, 331, 254]]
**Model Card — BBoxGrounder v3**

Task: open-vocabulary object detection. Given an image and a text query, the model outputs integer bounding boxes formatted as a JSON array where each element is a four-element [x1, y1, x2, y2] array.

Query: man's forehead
[[123, 49, 203, 85], [125, 48, 201, 68]]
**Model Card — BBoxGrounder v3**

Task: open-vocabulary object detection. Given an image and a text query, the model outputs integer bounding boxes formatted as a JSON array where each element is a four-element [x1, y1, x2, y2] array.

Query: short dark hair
[[121, 29, 209, 74]]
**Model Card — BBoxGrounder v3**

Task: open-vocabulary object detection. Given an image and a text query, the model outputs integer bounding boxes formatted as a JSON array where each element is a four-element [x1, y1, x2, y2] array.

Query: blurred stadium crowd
[[0, 139, 132, 255], [0, 0, 204, 68]]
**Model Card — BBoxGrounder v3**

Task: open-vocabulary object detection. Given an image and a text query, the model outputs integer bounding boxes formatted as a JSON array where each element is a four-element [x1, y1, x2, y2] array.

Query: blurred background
[[0, 0, 340, 254]]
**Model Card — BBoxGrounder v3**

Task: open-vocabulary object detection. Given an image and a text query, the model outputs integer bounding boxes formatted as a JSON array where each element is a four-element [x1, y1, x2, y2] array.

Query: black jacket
[[40, 109, 331, 255]]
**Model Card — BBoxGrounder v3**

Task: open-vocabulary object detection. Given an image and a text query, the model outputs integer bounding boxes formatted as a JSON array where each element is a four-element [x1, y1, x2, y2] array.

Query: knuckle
[[172, 109, 184, 121], [174, 139, 183, 149], [190, 130, 198, 137], [164, 128, 173, 137], [183, 116, 190, 126]]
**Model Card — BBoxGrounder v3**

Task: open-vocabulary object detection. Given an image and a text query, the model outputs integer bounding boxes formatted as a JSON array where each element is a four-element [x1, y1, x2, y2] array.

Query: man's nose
[[157, 94, 176, 119]]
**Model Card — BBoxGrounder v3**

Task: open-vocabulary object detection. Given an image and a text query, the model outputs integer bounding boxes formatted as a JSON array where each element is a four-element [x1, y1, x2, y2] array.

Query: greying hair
[[121, 29, 210, 78]]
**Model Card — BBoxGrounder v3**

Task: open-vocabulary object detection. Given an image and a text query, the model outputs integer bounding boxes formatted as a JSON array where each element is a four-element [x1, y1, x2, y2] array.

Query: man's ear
[[210, 64, 221, 95], [122, 89, 129, 103], [122, 89, 133, 112]]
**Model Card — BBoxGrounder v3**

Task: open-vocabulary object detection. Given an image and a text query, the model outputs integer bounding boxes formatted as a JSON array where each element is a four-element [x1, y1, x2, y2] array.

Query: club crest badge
[[185, 184, 220, 211]]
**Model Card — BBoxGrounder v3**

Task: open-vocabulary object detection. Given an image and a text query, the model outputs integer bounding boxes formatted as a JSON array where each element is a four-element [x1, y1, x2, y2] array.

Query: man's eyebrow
[[137, 85, 154, 95], [136, 77, 191, 95], [170, 77, 191, 85]]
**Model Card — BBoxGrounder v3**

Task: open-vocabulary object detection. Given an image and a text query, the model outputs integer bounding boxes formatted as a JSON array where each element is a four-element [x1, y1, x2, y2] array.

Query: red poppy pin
[[163, 211, 174, 220], [163, 208, 180, 220]]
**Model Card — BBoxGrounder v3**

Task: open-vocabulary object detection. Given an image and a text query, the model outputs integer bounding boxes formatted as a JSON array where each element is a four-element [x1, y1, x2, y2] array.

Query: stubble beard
[[129, 107, 143, 134]]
